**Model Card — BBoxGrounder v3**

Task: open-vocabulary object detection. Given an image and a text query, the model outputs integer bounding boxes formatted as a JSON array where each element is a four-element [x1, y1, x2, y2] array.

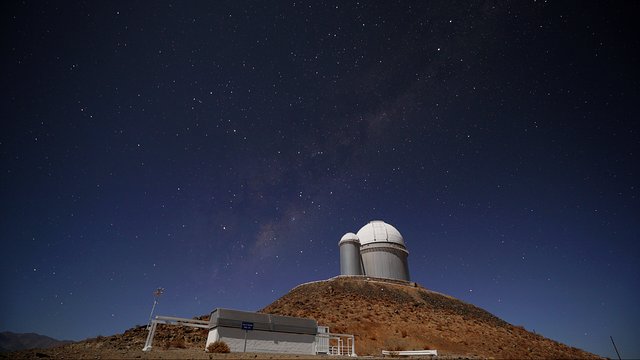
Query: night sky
[[2, 1, 638, 358]]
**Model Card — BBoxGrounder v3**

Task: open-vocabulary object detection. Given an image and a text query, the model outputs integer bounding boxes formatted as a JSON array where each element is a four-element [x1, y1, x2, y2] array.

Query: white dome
[[339, 232, 360, 245], [356, 220, 405, 246]]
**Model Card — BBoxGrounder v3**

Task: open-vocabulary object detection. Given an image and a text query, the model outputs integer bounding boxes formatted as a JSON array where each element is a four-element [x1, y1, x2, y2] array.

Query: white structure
[[339, 220, 410, 281], [339, 232, 363, 275], [143, 315, 209, 351], [205, 308, 356, 356], [382, 349, 438, 357], [142, 309, 355, 356], [316, 326, 357, 356]]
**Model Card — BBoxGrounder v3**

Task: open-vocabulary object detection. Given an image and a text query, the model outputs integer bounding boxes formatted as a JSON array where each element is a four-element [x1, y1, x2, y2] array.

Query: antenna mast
[[610, 336, 622, 360], [147, 287, 165, 329]]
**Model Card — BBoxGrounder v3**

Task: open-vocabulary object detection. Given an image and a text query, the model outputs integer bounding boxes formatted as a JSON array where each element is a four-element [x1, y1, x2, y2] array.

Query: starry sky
[[1, 1, 638, 358]]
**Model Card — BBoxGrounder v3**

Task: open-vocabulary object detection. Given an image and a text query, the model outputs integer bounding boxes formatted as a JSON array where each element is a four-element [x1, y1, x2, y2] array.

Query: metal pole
[[147, 288, 164, 330], [146, 299, 158, 329], [610, 336, 622, 360], [350, 337, 354, 356], [243, 329, 248, 352]]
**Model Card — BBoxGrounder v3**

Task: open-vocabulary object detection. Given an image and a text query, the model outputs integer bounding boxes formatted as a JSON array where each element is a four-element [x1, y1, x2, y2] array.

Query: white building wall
[[315, 326, 329, 354], [206, 327, 316, 354], [205, 328, 221, 348], [339, 239, 363, 276], [360, 243, 410, 281]]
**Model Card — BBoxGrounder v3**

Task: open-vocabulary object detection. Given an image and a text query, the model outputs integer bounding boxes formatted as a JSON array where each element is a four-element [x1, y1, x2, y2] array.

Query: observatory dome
[[339, 232, 360, 245], [356, 220, 405, 246]]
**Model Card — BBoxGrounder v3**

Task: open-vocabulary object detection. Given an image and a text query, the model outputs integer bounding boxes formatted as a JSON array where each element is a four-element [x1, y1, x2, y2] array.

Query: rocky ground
[[262, 276, 603, 359]]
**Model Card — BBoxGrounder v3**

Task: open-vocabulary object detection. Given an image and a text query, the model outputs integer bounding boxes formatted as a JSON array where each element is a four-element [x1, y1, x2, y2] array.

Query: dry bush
[[384, 338, 406, 351], [169, 337, 186, 349], [207, 340, 230, 353]]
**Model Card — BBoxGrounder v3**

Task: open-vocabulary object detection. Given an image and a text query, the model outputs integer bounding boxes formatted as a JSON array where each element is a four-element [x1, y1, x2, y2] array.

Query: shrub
[[169, 337, 186, 349], [207, 340, 230, 353], [385, 338, 406, 352]]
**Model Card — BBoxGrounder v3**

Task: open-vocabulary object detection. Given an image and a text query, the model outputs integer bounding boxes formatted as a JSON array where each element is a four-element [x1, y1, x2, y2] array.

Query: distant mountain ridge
[[0, 332, 74, 352]]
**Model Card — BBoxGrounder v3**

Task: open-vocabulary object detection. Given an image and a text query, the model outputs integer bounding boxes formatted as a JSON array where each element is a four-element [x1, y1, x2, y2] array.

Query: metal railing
[[142, 315, 209, 351], [315, 332, 356, 357]]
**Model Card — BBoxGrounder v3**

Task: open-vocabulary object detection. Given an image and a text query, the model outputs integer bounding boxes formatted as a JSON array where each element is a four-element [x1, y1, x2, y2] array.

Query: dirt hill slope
[[260, 276, 601, 359]]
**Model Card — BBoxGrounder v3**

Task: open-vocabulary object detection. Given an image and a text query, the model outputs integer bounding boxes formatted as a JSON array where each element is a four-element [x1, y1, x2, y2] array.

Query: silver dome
[[356, 220, 405, 246]]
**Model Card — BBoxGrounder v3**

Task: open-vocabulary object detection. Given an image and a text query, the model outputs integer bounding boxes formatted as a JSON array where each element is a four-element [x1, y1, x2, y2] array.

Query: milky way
[[1, 2, 638, 358]]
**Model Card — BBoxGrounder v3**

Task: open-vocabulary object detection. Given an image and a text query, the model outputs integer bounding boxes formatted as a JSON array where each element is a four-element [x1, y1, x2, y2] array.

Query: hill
[[3, 276, 603, 359], [0, 331, 74, 352], [260, 276, 602, 359]]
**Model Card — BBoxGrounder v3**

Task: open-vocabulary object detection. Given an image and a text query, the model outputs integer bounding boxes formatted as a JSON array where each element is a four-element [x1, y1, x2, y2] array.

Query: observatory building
[[339, 220, 410, 281]]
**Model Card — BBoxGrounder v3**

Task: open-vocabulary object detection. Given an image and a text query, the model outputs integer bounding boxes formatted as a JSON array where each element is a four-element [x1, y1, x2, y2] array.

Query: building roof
[[338, 232, 360, 245], [209, 308, 317, 335], [356, 220, 405, 247]]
